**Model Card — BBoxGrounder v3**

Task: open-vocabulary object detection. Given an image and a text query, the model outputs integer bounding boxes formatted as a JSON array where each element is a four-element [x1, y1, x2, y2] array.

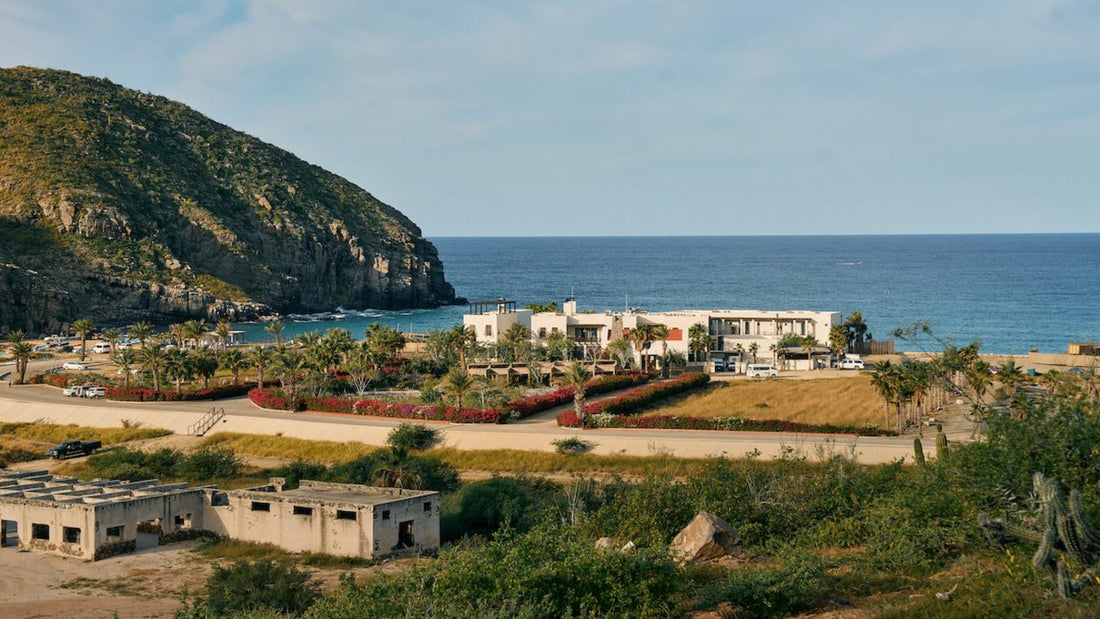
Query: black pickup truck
[[47, 440, 102, 459]]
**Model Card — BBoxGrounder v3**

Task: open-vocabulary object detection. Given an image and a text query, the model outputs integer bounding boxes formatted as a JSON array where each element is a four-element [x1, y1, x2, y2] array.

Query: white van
[[746, 364, 779, 378], [92, 342, 112, 354]]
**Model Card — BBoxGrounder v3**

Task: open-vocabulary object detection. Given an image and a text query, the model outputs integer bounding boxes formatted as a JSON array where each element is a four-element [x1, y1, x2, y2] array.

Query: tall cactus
[[913, 438, 926, 466], [935, 431, 948, 459], [980, 472, 1100, 598]]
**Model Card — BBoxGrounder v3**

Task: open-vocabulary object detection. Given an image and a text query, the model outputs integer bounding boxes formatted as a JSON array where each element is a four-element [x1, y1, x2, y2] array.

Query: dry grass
[[643, 375, 885, 427], [0, 422, 171, 445], [433, 448, 706, 477], [198, 433, 378, 463]]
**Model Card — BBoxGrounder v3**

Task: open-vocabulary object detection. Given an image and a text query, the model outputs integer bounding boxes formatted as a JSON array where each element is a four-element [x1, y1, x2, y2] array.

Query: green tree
[[558, 361, 593, 425], [128, 321, 155, 349], [501, 323, 531, 362], [264, 320, 285, 347], [163, 348, 191, 393], [524, 301, 559, 313], [441, 366, 476, 408], [828, 323, 850, 360], [220, 348, 249, 383], [629, 323, 663, 373], [870, 361, 898, 432], [606, 337, 633, 371], [364, 324, 406, 369], [246, 346, 275, 388], [168, 322, 189, 349], [688, 323, 714, 370], [100, 328, 122, 354], [845, 312, 869, 352], [111, 348, 137, 388], [184, 319, 210, 349], [8, 337, 34, 384], [71, 318, 95, 361], [214, 319, 232, 351], [545, 330, 573, 361], [139, 342, 168, 392], [191, 346, 219, 389], [276, 349, 310, 396]]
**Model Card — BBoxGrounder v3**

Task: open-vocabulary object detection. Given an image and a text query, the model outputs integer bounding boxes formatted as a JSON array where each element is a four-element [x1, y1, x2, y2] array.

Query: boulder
[[670, 512, 740, 563]]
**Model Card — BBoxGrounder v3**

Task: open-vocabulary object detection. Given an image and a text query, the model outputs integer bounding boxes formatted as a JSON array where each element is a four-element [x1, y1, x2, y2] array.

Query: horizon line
[[426, 231, 1100, 239]]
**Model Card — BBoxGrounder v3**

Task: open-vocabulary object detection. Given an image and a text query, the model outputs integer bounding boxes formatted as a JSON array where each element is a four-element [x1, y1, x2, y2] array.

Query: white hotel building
[[463, 298, 841, 371]]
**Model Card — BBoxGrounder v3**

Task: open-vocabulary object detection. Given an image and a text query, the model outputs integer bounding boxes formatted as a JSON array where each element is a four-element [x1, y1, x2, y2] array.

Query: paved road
[[0, 379, 932, 464]]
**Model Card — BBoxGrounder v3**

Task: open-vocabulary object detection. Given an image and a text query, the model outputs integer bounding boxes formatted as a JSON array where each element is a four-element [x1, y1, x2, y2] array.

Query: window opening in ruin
[[63, 526, 81, 544], [174, 513, 192, 528], [293, 505, 313, 516], [336, 509, 357, 521], [211, 492, 229, 506], [106, 525, 124, 541], [31, 523, 50, 541], [398, 520, 414, 548], [251, 501, 271, 512], [424, 501, 432, 512], [382, 509, 391, 520]]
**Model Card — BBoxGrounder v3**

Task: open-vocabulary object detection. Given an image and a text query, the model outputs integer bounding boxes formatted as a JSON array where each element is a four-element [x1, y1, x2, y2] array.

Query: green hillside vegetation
[[0, 66, 454, 331]]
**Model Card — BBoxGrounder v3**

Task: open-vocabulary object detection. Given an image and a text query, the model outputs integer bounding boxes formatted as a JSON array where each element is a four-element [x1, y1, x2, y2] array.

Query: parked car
[[83, 386, 106, 399], [712, 359, 726, 372], [837, 358, 866, 370], [91, 343, 112, 354], [746, 364, 779, 378], [62, 360, 89, 371], [47, 440, 103, 459], [62, 384, 86, 397], [115, 341, 132, 350], [33, 344, 50, 352]]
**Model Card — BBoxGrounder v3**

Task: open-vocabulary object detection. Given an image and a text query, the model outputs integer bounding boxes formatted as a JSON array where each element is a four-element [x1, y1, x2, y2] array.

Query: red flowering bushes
[[247, 389, 508, 424], [582, 373, 710, 416], [557, 410, 881, 435], [507, 372, 650, 419], [107, 384, 253, 402]]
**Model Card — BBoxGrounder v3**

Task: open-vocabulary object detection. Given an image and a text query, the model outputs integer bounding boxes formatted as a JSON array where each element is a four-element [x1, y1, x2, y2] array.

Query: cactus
[[935, 431, 948, 459], [980, 472, 1100, 598], [913, 438, 926, 466]]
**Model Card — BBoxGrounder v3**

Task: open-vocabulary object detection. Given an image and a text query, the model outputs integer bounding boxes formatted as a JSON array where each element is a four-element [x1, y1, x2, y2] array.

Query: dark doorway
[[1, 520, 16, 548], [397, 520, 414, 549]]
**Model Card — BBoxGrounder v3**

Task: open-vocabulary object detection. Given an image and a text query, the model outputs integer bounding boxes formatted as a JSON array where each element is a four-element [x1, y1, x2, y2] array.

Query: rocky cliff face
[[0, 67, 456, 333]]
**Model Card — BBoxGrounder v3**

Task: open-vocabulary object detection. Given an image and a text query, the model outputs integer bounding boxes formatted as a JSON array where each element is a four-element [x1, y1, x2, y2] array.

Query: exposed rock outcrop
[[669, 512, 741, 564], [0, 66, 456, 332]]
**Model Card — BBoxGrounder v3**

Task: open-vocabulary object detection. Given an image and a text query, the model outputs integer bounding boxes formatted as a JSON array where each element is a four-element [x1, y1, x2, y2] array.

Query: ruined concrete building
[[0, 471, 439, 561]]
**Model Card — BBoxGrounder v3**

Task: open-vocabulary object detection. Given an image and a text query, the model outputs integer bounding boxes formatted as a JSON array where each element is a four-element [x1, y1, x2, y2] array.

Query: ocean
[[233, 234, 1100, 355]]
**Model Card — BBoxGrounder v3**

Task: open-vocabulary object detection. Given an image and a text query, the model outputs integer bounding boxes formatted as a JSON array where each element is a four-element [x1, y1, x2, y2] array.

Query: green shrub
[[696, 547, 829, 618], [552, 436, 594, 455], [178, 448, 243, 482], [386, 423, 439, 451], [84, 447, 182, 481], [201, 560, 321, 616], [441, 476, 560, 540]]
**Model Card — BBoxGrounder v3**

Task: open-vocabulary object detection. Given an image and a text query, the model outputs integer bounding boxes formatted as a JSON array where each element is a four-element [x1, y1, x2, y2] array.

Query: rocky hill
[[0, 67, 456, 333]]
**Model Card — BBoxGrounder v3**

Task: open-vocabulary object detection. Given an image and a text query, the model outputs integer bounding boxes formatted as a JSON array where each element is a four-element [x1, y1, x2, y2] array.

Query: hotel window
[[484, 325, 492, 337], [539, 328, 547, 338], [744, 321, 751, 334]]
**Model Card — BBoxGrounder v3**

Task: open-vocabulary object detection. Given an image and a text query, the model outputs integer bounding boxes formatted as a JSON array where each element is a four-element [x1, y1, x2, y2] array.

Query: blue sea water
[[234, 234, 1100, 355]]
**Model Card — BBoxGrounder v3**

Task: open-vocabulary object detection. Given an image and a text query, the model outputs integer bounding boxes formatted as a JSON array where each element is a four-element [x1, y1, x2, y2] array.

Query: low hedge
[[583, 372, 710, 416], [556, 410, 882, 435], [247, 389, 507, 424], [507, 372, 649, 419], [31, 372, 112, 388], [106, 384, 253, 402]]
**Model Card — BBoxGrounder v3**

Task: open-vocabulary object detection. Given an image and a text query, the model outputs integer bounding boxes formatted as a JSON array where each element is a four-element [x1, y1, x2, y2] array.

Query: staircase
[[188, 407, 225, 436]]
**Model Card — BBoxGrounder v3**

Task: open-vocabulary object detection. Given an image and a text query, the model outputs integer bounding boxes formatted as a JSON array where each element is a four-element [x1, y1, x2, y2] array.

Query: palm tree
[[8, 336, 34, 384], [606, 337, 633, 371], [192, 346, 220, 389], [214, 320, 232, 351], [828, 323, 850, 363], [129, 321, 155, 349], [264, 320, 286, 347], [112, 348, 138, 388], [139, 342, 168, 392], [997, 359, 1025, 397], [501, 324, 531, 363], [628, 323, 662, 373], [800, 338, 818, 370], [168, 323, 189, 349], [184, 319, 210, 349], [163, 349, 191, 393], [365, 324, 406, 369], [440, 366, 476, 408], [220, 348, 249, 384], [748, 342, 759, 364], [448, 325, 476, 370], [845, 312, 869, 352], [71, 318, 95, 362], [100, 328, 122, 354], [558, 361, 593, 425], [276, 349, 310, 396], [870, 361, 897, 433], [247, 346, 275, 388], [688, 323, 714, 371]]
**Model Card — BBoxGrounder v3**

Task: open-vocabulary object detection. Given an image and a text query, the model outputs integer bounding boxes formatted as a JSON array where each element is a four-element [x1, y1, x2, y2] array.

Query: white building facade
[[463, 299, 841, 372]]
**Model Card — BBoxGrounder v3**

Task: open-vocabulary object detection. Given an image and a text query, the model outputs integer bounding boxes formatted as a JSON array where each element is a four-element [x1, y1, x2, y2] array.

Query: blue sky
[[2, 1, 1099, 236]]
